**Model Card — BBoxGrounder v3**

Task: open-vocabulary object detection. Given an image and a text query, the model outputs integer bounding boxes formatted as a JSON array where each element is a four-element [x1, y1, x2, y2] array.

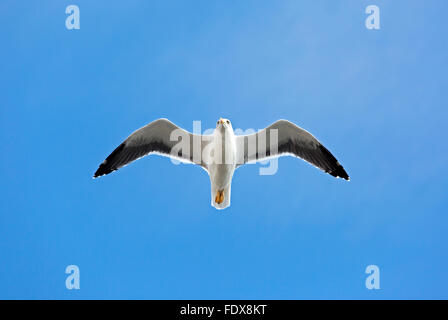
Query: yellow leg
[[215, 190, 224, 204], [215, 192, 220, 204]]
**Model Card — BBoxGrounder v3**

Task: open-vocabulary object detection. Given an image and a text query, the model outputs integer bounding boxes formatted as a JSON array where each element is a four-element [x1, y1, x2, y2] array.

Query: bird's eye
[[217, 121, 219, 125], [226, 120, 230, 124]]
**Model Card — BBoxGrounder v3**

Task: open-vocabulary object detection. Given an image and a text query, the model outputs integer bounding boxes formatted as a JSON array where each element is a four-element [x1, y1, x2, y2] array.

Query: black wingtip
[[318, 145, 350, 181], [93, 164, 110, 178], [93, 143, 126, 178], [330, 165, 350, 181], [93, 168, 101, 179], [93, 160, 118, 178]]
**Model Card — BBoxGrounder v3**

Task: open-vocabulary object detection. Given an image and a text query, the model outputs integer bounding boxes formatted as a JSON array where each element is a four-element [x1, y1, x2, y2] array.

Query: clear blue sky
[[1, 0, 447, 299]]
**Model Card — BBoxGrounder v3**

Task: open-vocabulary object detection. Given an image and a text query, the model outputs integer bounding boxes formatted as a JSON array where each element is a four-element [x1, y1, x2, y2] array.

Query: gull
[[94, 118, 349, 210]]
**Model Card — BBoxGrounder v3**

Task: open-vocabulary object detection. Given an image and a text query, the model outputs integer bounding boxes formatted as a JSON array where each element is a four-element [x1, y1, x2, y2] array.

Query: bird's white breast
[[208, 130, 237, 189]]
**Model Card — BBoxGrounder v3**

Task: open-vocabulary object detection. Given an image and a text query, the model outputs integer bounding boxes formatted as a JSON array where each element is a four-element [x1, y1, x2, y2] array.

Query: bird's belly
[[210, 164, 235, 189], [208, 132, 236, 189]]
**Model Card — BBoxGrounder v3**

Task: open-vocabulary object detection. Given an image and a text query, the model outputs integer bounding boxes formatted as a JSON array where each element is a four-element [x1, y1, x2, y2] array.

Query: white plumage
[[94, 118, 349, 210]]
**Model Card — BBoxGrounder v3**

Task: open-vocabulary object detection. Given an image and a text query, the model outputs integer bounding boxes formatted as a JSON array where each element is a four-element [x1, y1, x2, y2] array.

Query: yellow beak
[[219, 118, 224, 124]]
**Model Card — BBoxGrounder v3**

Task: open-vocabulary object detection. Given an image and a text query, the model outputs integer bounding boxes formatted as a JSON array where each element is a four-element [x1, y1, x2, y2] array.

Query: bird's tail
[[211, 184, 231, 210]]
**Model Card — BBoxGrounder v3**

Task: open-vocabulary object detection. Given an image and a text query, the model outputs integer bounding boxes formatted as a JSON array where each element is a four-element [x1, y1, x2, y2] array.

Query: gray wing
[[235, 119, 349, 180], [94, 118, 210, 178]]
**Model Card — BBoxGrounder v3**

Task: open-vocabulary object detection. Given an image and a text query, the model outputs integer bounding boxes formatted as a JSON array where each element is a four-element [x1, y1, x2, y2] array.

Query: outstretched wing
[[94, 118, 210, 178], [235, 120, 349, 180]]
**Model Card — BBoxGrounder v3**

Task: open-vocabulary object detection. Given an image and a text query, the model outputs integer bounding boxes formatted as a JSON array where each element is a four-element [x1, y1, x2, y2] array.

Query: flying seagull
[[94, 118, 349, 210]]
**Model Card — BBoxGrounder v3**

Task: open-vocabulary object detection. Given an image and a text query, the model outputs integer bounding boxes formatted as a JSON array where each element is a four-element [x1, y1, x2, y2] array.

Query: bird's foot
[[215, 190, 224, 204]]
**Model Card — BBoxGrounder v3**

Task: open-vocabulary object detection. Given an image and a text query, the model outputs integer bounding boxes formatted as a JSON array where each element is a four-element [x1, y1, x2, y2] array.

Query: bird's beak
[[219, 118, 224, 124]]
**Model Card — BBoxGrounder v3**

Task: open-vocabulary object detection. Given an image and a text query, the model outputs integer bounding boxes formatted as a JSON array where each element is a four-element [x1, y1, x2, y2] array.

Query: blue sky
[[0, 0, 447, 299]]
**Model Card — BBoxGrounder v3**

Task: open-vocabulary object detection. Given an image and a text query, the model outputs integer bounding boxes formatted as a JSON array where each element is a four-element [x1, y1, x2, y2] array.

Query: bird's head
[[216, 118, 232, 131]]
